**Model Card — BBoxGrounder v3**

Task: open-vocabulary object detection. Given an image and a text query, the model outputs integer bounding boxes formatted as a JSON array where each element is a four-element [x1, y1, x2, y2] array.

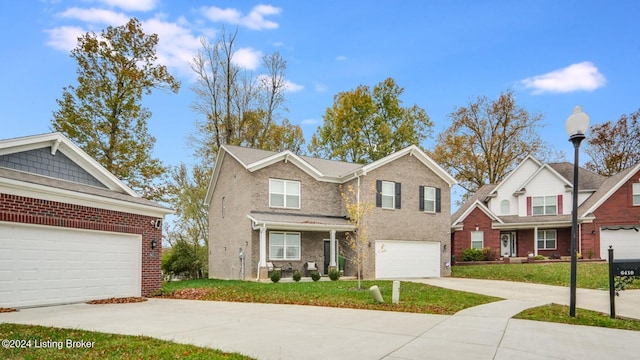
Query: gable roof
[[451, 184, 497, 226], [579, 162, 640, 217], [205, 144, 457, 203], [0, 132, 172, 216], [548, 162, 606, 190]]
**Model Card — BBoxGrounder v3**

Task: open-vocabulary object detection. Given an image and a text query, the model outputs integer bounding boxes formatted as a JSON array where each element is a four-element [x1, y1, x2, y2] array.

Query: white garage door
[[0, 222, 141, 308], [375, 240, 441, 278], [601, 228, 640, 261]]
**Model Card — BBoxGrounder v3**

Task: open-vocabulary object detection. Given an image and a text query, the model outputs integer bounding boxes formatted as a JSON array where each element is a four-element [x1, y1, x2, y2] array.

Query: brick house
[[0, 133, 172, 308], [205, 144, 457, 280], [451, 156, 640, 261]]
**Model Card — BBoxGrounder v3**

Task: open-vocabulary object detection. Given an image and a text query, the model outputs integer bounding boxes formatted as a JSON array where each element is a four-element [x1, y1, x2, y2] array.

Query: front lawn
[[0, 323, 252, 360], [452, 262, 640, 290], [514, 304, 640, 331], [158, 279, 501, 315]]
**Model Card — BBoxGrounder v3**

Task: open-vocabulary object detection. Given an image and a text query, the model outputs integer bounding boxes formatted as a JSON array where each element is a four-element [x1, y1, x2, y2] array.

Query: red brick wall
[[0, 193, 162, 296], [452, 207, 500, 259], [590, 170, 640, 259]]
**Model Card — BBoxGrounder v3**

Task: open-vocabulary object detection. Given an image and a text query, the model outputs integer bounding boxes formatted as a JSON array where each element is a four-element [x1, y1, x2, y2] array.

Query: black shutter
[[435, 187, 441, 213], [419, 186, 425, 211], [395, 182, 401, 209], [376, 180, 382, 207]]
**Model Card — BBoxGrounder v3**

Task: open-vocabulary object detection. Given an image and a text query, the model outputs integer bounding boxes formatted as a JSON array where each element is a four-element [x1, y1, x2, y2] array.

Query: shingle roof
[[548, 162, 606, 190], [451, 184, 497, 225], [578, 162, 640, 216]]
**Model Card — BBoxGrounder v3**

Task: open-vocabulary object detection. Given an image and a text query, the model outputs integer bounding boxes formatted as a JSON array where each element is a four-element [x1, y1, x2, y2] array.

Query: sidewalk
[[409, 277, 640, 320]]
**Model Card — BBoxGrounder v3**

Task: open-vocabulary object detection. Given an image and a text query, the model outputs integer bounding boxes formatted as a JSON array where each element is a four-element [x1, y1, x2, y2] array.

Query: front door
[[500, 232, 517, 257], [323, 240, 331, 275]]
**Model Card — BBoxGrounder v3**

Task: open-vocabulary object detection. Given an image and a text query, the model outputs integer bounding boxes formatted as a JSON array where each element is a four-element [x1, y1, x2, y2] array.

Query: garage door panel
[[375, 240, 440, 278], [601, 228, 640, 261], [0, 223, 141, 308]]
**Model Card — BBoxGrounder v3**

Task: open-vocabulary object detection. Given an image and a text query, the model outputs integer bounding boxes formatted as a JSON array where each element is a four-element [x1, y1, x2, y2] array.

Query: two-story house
[[452, 156, 640, 261], [205, 144, 457, 280]]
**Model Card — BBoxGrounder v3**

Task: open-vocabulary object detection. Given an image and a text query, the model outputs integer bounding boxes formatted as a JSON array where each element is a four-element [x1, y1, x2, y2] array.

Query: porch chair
[[266, 262, 281, 275], [304, 261, 318, 276]]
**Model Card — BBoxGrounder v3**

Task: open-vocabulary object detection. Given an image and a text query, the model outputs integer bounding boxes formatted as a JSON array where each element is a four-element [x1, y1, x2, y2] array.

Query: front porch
[[248, 211, 356, 280]]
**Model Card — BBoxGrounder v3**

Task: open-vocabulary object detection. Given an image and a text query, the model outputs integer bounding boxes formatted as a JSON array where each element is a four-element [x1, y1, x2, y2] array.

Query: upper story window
[[530, 195, 557, 215], [269, 179, 300, 209], [419, 186, 441, 213], [376, 180, 401, 209], [633, 183, 640, 206], [500, 200, 510, 214]]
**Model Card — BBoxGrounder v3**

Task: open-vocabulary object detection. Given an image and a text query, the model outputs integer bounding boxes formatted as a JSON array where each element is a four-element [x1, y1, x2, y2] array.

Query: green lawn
[[514, 304, 640, 331], [159, 278, 501, 315], [0, 323, 252, 360], [452, 262, 640, 290]]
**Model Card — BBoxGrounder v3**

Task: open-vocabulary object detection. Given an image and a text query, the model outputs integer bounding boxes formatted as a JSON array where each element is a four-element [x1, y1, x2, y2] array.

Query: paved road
[[2, 279, 640, 359]]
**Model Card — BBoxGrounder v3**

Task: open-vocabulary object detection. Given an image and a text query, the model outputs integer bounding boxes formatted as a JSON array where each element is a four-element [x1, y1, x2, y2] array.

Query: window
[[419, 186, 441, 213], [537, 230, 557, 250], [376, 180, 401, 209], [269, 232, 300, 260], [532, 196, 557, 215], [634, 183, 640, 206], [269, 179, 300, 209], [500, 200, 510, 214], [471, 231, 484, 249]]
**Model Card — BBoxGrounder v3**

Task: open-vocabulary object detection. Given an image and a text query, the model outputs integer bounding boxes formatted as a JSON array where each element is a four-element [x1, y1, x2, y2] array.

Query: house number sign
[[613, 260, 640, 277]]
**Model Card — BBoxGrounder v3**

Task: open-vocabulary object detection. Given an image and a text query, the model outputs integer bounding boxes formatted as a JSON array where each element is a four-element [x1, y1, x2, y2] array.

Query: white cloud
[[301, 118, 319, 125], [283, 80, 303, 92], [142, 18, 202, 76], [200, 4, 281, 30], [98, 0, 159, 12], [233, 47, 262, 70], [58, 7, 130, 25], [44, 25, 85, 51], [520, 61, 606, 94]]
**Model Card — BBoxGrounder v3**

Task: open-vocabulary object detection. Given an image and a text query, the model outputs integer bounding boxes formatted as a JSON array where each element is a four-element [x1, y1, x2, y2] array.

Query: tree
[[51, 18, 180, 200], [584, 109, 640, 176], [309, 78, 433, 164], [340, 183, 375, 289], [430, 90, 555, 197], [189, 28, 303, 165]]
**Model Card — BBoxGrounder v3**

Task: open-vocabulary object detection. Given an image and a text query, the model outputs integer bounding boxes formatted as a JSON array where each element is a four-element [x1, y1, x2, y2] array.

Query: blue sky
[[1, 0, 638, 171]]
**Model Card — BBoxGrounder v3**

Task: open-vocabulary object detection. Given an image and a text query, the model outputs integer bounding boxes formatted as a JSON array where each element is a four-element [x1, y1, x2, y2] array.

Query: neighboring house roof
[[0, 132, 172, 216], [247, 211, 356, 232], [578, 162, 640, 217], [206, 144, 457, 204], [451, 184, 497, 226]]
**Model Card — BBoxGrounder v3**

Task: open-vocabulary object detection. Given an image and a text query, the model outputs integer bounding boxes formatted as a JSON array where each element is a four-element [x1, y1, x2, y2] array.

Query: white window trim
[[268, 231, 301, 260], [633, 183, 640, 206], [381, 181, 395, 209], [423, 186, 436, 213], [471, 231, 484, 250], [269, 179, 301, 209], [500, 199, 510, 215], [532, 195, 557, 215], [537, 229, 557, 250]]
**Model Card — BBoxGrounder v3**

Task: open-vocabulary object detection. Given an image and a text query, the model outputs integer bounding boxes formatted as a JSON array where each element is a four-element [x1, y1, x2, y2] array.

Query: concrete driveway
[[2, 289, 640, 359]]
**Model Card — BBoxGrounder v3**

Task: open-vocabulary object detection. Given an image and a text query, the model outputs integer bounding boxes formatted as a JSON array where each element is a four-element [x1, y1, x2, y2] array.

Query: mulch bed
[[0, 308, 18, 313], [87, 297, 148, 304]]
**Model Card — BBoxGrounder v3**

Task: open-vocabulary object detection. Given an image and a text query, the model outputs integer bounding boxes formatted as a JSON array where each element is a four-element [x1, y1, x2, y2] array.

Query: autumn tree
[[340, 183, 375, 289], [430, 90, 555, 197], [309, 78, 433, 164], [189, 28, 303, 165], [51, 18, 180, 200], [584, 109, 640, 176]]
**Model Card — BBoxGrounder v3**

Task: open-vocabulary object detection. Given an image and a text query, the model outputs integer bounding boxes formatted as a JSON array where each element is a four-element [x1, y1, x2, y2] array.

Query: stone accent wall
[[0, 193, 162, 296]]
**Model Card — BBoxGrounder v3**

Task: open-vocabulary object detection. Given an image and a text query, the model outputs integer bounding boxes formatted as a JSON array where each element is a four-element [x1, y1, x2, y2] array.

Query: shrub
[[534, 255, 546, 260], [292, 270, 302, 282], [481, 247, 498, 261], [270, 270, 281, 283], [310, 270, 321, 282], [460, 248, 483, 261], [328, 268, 340, 281]]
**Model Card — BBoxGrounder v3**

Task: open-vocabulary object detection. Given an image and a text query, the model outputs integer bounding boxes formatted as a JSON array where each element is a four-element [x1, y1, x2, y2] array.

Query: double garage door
[[0, 223, 141, 308], [375, 240, 441, 278], [600, 228, 640, 261]]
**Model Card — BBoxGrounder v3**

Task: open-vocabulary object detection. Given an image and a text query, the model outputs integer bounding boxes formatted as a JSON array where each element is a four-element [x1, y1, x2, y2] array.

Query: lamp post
[[565, 105, 590, 317]]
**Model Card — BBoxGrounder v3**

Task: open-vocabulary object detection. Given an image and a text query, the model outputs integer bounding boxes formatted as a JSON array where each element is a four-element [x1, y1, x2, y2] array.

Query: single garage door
[[0, 222, 141, 308], [600, 227, 640, 261], [375, 240, 440, 278]]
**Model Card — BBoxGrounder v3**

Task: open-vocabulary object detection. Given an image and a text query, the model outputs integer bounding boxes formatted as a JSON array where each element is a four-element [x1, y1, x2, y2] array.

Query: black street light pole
[[566, 106, 590, 318]]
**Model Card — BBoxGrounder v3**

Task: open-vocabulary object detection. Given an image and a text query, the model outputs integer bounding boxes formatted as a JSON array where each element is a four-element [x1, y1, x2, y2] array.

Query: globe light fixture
[[566, 105, 590, 318]]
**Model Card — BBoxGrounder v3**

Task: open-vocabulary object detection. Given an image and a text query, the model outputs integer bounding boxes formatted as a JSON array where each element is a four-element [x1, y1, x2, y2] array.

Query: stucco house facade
[[0, 133, 172, 308], [205, 145, 457, 280], [451, 156, 640, 261]]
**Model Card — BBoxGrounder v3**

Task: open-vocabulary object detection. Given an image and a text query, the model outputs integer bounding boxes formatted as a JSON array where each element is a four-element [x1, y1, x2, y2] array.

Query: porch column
[[329, 229, 337, 267], [259, 225, 267, 267], [534, 226, 538, 256]]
